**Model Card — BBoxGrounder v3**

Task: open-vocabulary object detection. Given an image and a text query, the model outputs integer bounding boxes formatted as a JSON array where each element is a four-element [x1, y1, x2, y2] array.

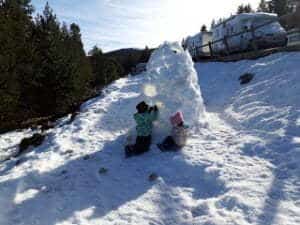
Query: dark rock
[[98, 167, 108, 174], [63, 149, 74, 155], [15, 158, 26, 166], [148, 173, 158, 181], [19, 133, 45, 153], [239, 73, 254, 85], [83, 155, 90, 160], [60, 170, 68, 175]]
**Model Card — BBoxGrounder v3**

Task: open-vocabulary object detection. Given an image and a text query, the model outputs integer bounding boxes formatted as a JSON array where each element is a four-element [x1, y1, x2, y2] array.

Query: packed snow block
[[142, 42, 206, 142]]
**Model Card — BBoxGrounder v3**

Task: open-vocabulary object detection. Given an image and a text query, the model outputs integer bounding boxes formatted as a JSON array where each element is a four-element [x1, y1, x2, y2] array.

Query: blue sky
[[31, 0, 260, 53]]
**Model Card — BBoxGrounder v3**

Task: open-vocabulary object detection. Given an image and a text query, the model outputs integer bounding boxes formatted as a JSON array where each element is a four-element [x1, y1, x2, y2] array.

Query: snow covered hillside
[[0, 45, 299, 225], [195, 52, 300, 225]]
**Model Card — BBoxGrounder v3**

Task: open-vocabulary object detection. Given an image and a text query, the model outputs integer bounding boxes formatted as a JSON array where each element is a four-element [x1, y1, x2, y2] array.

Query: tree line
[[207, 0, 297, 31], [0, 0, 133, 132], [237, 0, 297, 16]]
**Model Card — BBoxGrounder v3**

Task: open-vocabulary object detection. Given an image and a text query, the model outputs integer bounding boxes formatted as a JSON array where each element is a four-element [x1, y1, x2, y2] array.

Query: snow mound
[[143, 42, 206, 138]]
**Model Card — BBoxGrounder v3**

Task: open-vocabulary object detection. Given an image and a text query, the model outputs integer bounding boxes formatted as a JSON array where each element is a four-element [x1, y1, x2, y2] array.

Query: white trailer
[[183, 31, 212, 58], [212, 13, 287, 55], [287, 28, 300, 46]]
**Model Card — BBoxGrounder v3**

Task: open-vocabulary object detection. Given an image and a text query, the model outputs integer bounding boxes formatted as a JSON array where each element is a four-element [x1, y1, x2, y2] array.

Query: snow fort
[[142, 42, 206, 141]]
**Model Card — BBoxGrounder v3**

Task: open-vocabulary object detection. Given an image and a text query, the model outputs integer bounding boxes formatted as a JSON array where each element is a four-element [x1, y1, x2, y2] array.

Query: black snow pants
[[125, 135, 151, 157]]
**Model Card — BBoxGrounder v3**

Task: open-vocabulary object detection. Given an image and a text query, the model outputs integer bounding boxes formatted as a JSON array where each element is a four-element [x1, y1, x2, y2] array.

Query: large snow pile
[[0, 50, 299, 225], [142, 42, 205, 139]]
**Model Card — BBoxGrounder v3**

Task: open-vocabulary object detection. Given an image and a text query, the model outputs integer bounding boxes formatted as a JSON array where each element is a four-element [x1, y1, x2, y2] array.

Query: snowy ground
[[0, 51, 299, 225]]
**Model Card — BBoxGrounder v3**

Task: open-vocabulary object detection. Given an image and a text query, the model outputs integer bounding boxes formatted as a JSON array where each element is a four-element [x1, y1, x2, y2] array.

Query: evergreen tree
[[0, 1, 122, 132], [201, 25, 207, 32], [210, 19, 216, 29], [237, 3, 254, 14], [29, 3, 63, 114], [88, 45, 103, 56], [257, 0, 270, 12], [28, 3, 93, 115], [244, 4, 254, 13], [89, 51, 124, 87], [70, 23, 82, 46], [269, 0, 292, 16], [0, 0, 35, 130], [102, 58, 124, 85], [139, 46, 151, 63]]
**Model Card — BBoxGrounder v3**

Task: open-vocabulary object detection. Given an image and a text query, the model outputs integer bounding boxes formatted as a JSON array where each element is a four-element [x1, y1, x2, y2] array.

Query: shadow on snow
[[0, 134, 227, 225]]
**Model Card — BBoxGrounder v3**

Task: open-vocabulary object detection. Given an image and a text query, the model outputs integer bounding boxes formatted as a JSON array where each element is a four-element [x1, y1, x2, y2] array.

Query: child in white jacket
[[158, 111, 189, 151]]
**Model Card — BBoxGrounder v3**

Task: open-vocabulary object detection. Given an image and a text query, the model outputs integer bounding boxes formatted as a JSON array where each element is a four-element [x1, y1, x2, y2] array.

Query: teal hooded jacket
[[134, 111, 158, 136]]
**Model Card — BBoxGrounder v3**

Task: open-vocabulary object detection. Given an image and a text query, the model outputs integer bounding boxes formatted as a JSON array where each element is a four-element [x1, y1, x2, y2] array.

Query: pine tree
[[88, 45, 103, 56], [29, 3, 92, 115], [102, 58, 124, 85], [30, 2, 62, 114], [237, 4, 245, 14], [275, 0, 289, 15], [269, 0, 293, 16], [139, 46, 151, 63], [210, 19, 216, 29], [244, 4, 254, 13], [0, 1, 123, 132], [257, 0, 270, 12], [237, 3, 254, 14], [89, 47, 124, 87], [0, 0, 35, 130], [201, 25, 207, 32]]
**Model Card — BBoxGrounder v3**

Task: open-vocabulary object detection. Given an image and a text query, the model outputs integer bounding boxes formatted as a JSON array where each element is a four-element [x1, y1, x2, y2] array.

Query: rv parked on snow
[[287, 28, 300, 46], [183, 31, 212, 58], [212, 13, 287, 55]]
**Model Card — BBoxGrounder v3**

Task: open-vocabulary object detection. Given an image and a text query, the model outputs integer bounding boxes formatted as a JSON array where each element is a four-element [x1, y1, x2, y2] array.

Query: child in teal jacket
[[125, 101, 158, 158]]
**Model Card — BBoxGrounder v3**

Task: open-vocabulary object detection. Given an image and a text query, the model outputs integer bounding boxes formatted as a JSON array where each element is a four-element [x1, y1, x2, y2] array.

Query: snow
[[0, 48, 300, 225], [144, 42, 206, 141], [196, 52, 300, 225]]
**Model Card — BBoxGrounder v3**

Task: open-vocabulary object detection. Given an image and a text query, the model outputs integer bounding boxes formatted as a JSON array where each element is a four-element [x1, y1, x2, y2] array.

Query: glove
[[148, 107, 154, 112]]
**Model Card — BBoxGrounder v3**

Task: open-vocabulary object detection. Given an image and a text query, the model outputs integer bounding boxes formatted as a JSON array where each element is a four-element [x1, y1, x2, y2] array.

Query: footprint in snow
[[191, 203, 209, 218]]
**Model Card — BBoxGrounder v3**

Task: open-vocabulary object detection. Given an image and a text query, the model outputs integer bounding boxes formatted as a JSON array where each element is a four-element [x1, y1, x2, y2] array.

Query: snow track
[[0, 51, 299, 225], [196, 52, 300, 225]]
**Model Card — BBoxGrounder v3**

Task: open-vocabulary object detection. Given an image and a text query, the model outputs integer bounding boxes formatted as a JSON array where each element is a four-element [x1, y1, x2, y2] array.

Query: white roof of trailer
[[214, 13, 278, 28]]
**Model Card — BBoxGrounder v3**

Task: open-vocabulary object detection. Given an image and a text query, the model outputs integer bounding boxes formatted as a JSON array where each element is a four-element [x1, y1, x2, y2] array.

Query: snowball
[[142, 42, 206, 141]]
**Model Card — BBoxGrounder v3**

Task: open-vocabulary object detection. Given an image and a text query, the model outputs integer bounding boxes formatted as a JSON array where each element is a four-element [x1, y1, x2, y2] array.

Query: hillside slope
[[0, 49, 299, 225], [196, 52, 300, 225]]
